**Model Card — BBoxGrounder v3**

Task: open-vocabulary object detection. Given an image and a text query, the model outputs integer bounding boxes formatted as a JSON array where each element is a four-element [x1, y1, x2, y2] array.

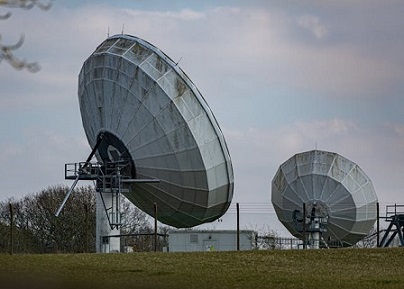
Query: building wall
[[168, 230, 254, 252]]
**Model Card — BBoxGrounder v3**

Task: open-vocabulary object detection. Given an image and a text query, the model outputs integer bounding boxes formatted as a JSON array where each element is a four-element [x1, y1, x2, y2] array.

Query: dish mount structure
[[56, 34, 234, 252]]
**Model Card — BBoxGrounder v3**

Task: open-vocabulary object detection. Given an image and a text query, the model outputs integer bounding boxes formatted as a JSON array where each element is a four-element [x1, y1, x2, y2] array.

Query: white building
[[168, 230, 255, 252]]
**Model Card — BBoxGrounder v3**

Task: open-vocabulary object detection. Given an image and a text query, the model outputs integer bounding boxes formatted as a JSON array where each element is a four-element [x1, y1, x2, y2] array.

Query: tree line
[[0, 185, 163, 254]]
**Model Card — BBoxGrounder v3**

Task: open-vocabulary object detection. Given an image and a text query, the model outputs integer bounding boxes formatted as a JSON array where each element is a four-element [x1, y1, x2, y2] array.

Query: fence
[[0, 201, 400, 253]]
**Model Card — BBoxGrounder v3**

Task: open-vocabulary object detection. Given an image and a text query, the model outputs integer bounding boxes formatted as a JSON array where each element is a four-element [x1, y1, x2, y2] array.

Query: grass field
[[0, 248, 403, 289]]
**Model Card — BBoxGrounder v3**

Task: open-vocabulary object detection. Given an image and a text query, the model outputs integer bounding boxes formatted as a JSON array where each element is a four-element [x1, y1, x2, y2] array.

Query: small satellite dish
[[272, 150, 378, 247], [77, 34, 234, 228]]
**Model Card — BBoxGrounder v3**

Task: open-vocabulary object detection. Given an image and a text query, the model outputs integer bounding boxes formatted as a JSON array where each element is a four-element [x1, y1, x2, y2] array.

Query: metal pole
[[82, 133, 104, 166], [154, 203, 158, 252], [55, 175, 80, 216], [56, 135, 104, 217], [303, 203, 306, 249], [376, 202, 380, 247], [85, 203, 89, 252], [9, 203, 13, 255], [236, 202, 240, 251]]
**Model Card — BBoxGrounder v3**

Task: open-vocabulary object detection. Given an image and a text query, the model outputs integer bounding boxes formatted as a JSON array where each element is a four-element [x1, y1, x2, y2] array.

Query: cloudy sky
[[1, 0, 403, 236]]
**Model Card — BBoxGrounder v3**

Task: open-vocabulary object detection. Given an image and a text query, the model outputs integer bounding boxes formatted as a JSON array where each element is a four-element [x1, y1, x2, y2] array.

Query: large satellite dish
[[77, 34, 234, 228], [272, 150, 378, 247]]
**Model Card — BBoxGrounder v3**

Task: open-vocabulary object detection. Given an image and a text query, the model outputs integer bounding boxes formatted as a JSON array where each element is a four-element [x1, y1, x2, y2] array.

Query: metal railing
[[385, 204, 404, 219], [65, 162, 101, 180]]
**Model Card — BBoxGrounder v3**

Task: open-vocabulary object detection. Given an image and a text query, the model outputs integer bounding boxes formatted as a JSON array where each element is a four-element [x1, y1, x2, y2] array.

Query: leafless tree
[[245, 224, 282, 250], [0, 0, 52, 72], [0, 186, 160, 253], [120, 197, 154, 252], [120, 197, 151, 234], [353, 226, 378, 248], [25, 185, 97, 253], [0, 185, 96, 253]]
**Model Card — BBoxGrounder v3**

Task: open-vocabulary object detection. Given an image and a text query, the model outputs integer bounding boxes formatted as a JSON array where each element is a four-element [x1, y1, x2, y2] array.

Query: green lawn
[[0, 248, 403, 289]]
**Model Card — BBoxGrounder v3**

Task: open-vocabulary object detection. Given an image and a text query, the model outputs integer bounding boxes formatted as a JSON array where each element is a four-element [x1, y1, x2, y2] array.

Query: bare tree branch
[[0, 0, 52, 72], [0, 34, 40, 72], [0, 0, 53, 10]]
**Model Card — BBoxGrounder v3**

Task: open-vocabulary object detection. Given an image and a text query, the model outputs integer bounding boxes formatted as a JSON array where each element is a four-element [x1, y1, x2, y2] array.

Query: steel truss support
[[379, 214, 404, 247]]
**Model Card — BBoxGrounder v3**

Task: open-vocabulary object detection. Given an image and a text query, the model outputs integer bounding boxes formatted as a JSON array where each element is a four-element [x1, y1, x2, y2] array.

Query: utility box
[[168, 230, 255, 252]]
